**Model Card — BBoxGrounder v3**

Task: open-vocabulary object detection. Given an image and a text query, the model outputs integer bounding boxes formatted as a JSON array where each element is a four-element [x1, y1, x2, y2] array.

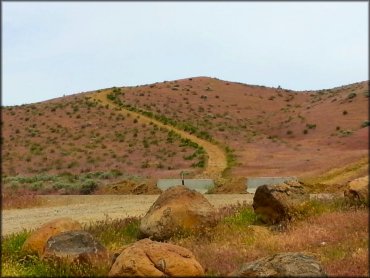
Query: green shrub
[[225, 146, 236, 168], [141, 160, 149, 169], [192, 159, 205, 168], [1, 230, 30, 258], [30, 181, 43, 191], [183, 153, 196, 160], [306, 123, 316, 129], [223, 207, 258, 226], [79, 179, 98, 194], [338, 129, 353, 137], [361, 120, 369, 128], [86, 217, 140, 248], [29, 143, 43, 155], [110, 169, 123, 177], [52, 182, 72, 191], [347, 92, 357, 99], [290, 198, 351, 221], [67, 161, 79, 169], [1, 229, 108, 276], [98, 172, 113, 179]]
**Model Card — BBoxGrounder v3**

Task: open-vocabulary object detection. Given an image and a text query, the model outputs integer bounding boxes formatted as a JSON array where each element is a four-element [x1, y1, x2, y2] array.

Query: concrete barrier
[[245, 177, 298, 193], [157, 179, 214, 194]]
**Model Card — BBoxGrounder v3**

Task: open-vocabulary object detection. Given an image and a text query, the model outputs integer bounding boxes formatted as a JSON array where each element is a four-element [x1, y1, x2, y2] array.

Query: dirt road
[[91, 90, 228, 178], [2, 194, 252, 236]]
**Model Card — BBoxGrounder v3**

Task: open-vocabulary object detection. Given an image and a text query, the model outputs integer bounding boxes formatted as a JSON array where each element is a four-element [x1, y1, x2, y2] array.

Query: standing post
[[181, 171, 185, 185]]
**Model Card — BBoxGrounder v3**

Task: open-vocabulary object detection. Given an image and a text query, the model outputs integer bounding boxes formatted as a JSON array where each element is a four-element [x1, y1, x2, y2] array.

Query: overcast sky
[[2, 1, 368, 106]]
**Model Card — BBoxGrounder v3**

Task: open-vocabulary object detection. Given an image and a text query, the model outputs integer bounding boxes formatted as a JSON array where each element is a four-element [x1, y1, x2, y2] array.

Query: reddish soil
[[2, 77, 368, 182], [91, 90, 227, 178], [2, 94, 202, 179], [111, 77, 369, 178]]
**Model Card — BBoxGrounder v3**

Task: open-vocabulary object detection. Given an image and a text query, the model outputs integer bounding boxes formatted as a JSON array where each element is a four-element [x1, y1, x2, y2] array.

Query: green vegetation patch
[[106, 90, 214, 142], [1, 217, 141, 277], [85, 216, 140, 249], [222, 207, 259, 226], [2, 170, 132, 195]]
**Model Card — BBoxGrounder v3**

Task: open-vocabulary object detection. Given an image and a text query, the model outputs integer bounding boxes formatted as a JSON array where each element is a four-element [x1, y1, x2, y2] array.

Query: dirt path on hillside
[[2, 194, 252, 236], [90, 90, 227, 179]]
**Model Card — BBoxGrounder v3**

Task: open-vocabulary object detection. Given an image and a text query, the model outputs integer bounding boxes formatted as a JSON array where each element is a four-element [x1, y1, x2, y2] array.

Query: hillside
[[2, 77, 368, 191], [1, 95, 206, 179], [98, 77, 369, 180]]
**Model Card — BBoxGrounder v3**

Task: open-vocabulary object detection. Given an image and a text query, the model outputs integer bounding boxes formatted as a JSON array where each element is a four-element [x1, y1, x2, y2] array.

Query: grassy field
[[301, 157, 369, 193]]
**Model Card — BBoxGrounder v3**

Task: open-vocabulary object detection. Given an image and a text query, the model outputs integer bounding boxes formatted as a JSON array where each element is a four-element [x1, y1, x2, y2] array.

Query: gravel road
[[2, 194, 253, 236]]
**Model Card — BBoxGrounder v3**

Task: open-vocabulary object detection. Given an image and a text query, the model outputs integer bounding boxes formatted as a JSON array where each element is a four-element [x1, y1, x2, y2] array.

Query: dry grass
[[170, 205, 369, 276], [302, 157, 369, 191], [2, 198, 368, 277], [285, 210, 369, 276], [2, 189, 44, 210]]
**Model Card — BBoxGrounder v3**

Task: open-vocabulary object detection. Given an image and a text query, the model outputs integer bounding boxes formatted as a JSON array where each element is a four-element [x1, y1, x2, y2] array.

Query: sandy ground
[[2, 194, 252, 236]]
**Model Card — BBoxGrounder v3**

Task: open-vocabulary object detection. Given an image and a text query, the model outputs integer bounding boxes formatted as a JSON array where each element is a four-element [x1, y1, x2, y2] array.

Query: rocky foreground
[[16, 176, 368, 277]]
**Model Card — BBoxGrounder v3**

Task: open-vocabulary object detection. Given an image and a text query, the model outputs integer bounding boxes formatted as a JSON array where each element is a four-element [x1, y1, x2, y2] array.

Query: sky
[[2, 1, 368, 106]]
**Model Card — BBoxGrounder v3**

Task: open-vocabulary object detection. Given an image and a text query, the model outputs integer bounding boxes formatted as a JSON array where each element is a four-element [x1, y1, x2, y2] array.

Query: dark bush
[[80, 179, 98, 194], [347, 92, 357, 99]]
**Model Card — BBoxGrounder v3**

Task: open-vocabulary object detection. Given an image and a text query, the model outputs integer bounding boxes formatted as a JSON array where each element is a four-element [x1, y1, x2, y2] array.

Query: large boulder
[[344, 176, 369, 204], [229, 252, 326, 277], [139, 185, 218, 240], [109, 238, 204, 277], [22, 217, 82, 256], [252, 181, 309, 224], [43, 230, 110, 266]]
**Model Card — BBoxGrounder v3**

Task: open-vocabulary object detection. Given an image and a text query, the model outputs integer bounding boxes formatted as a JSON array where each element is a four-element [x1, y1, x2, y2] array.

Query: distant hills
[[2, 77, 368, 186]]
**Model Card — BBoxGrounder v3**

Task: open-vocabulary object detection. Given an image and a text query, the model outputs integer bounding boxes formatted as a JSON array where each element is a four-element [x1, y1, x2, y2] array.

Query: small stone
[[229, 252, 327, 277], [22, 218, 82, 256], [43, 230, 110, 267]]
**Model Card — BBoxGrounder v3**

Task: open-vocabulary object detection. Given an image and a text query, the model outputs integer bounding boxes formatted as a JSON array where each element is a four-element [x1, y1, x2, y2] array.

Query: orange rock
[[139, 185, 218, 240], [344, 176, 369, 204], [22, 217, 82, 256], [109, 238, 204, 277]]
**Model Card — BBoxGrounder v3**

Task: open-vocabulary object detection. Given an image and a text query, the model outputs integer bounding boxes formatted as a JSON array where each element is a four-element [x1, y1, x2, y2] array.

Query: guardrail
[[157, 179, 215, 194], [245, 177, 298, 193]]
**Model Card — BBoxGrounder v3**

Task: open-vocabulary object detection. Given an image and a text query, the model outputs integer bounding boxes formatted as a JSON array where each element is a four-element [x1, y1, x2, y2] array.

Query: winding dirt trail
[[90, 90, 227, 178]]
